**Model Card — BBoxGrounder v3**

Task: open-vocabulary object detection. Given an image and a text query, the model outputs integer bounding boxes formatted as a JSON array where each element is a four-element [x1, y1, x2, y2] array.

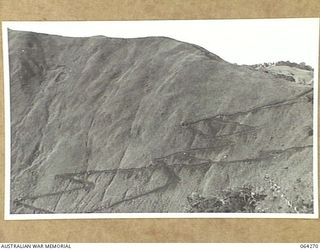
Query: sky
[[3, 19, 319, 68]]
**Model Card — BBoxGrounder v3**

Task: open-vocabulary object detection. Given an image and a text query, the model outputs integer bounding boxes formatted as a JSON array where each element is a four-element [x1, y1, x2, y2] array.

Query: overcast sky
[[3, 19, 319, 68]]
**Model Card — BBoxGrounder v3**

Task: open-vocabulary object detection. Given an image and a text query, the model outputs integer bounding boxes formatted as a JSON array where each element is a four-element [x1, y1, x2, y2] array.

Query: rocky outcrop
[[249, 62, 314, 86], [9, 30, 314, 214]]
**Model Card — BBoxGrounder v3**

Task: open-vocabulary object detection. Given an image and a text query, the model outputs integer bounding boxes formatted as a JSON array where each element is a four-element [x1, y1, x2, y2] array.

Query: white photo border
[[2, 19, 319, 220]]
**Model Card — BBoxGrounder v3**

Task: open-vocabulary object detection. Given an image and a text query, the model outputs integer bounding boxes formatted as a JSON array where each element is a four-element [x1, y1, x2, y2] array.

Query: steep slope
[[8, 30, 314, 214]]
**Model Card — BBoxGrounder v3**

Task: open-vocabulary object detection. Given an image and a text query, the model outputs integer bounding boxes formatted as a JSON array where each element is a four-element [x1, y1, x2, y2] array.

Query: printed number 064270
[[300, 244, 319, 249]]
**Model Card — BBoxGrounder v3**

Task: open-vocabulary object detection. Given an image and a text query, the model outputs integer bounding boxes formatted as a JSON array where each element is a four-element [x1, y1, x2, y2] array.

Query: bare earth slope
[[9, 30, 314, 214]]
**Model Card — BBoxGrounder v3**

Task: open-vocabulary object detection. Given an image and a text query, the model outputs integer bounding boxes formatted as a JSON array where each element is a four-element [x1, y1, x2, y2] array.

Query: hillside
[[8, 30, 314, 214], [249, 62, 314, 86]]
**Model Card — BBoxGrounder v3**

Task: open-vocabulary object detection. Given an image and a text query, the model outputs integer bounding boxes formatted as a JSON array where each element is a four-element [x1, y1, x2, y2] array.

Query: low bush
[[186, 185, 267, 213]]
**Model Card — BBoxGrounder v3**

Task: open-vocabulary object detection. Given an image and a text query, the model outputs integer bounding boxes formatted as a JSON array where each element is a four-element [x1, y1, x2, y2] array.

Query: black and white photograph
[[3, 19, 319, 219]]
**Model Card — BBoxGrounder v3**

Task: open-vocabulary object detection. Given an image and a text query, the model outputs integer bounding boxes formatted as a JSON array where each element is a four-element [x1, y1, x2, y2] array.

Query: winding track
[[13, 87, 313, 213]]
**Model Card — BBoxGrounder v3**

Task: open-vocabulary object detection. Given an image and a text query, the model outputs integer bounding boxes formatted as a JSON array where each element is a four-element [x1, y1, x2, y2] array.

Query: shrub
[[186, 185, 267, 213]]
